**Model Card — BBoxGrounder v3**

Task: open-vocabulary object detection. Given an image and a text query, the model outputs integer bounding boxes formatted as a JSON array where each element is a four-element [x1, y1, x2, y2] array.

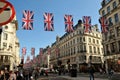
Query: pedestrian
[[4, 68, 10, 80], [108, 68, 114, 79], [9, 71, 16, 80], [45, 69, 48, 77], [89, 65, 95, 80]]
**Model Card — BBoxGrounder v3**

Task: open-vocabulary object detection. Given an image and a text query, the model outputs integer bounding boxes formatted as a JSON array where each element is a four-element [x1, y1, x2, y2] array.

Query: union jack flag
[[39, 48, 43, 56], [31, 48, 35, 55], [44, 13, 54, 31], [83, 16, 92, 33], [55, 47, 60, 57], [47, 48, 51, 55], [22, 10, 34, 30], [26, 55, 30, 63], [99, 17, 108, 33], [64, 15, 74, 33], [22, 47, 26, 55]]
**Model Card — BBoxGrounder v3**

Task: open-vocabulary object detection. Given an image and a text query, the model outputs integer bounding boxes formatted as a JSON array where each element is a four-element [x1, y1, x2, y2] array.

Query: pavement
[[59, 73, 108, 80], [38, 72, 120, 80]]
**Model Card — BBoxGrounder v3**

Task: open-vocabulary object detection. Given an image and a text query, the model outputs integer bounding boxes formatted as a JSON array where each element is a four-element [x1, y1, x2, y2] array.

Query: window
[[4, 33, 8, 40], [97, 47, 100, 54], [108, 17, 113, 26], [113, 1, 117, 9], [94, 47, 96, 53], [107, 6, 110, 13], [83, 44, 86, 52], [3, 43, 7, 48], [114, 13, 119, 23], [110, 43, 116, 53], [83, 37, 85, 42], [80, 37, 82, 42], [116, 27, 120, 36], [102, 10, 105, 16], [89, 46, 92, 53], [89, 38, 91, 42], [93, 39, 95, 43], [97, 40, 99, 44], [106, 0, 111, 3], [118, 41, 120, 51]]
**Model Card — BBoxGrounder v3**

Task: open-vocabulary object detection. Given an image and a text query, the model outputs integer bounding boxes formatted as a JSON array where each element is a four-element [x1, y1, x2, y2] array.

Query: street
[[37, 73, 108, 80]]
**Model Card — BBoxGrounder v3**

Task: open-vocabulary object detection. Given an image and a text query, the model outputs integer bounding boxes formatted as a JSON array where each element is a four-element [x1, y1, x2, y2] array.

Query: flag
[[83, 16, 92, 33], [22, 10, 34, 30], [55, 47, 60, 56], [39, 48, 43, 57], [64, 15, 74, 33], [44, 12, 54, 31], [47, 48, 51, 55], [31, 48, 35, 55], [99, 17, 108, 33], [55, 47, 59, 55], [26, 55, 30, 63], [22, 47, 26, 55]]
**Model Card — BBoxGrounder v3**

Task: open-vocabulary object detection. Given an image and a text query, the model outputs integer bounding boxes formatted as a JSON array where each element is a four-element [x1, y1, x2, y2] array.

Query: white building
[[0, 18, 20, 71]]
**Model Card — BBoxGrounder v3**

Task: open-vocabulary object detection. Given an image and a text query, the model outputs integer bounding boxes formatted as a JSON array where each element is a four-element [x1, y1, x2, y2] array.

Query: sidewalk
[[59, 72, 108, 80], [60, 76, 108, 80]]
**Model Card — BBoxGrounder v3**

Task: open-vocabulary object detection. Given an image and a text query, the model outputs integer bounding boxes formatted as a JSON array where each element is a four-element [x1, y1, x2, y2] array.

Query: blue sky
[[8, 0, 102, 58]]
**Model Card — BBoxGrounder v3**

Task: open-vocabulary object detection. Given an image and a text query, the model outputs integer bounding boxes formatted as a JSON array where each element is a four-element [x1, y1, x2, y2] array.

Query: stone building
[[50, 20, 104, 72], [0, 18, 20, 71], [99, 0, 120, 72]]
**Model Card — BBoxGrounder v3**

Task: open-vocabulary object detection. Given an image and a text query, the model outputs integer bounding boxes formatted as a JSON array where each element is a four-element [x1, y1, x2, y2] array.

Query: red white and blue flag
[[31, 48, 35, 55], [44, 13, 54, 31], [64, 15, 74, 33], [26, 55, 30, 63], [83, 16, 92, 33], [22, 10, 34, 30], [99, 17, 108, 33], [39, 48, 43, 56], [22, 47, 26, 55], [47, 48, 51, 55]]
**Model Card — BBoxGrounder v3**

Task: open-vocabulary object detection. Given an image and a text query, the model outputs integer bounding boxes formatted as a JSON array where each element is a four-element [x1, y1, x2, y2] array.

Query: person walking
[[9, 71, 16, 80], [89, 65, 95, 80]]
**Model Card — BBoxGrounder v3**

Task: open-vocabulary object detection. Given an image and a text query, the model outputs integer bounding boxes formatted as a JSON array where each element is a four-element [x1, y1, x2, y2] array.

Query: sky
[[8, 0, 102, 58]]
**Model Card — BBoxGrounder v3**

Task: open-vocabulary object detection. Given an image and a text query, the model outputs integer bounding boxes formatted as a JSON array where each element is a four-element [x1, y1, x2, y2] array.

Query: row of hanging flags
[[21, 47, 60, 66], [22, 10, 108, 33]]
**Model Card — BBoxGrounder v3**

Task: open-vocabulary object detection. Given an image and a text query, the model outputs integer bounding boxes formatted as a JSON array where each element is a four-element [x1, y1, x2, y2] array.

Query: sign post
[[0, 0, 15, 26]]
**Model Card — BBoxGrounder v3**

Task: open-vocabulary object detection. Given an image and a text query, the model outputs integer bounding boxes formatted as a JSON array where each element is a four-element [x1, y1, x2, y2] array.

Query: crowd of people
[[0, 67, 49, 80]]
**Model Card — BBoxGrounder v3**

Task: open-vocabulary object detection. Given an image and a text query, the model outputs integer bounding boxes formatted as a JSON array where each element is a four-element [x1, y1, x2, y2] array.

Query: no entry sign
[[0, 0, 15, 26]]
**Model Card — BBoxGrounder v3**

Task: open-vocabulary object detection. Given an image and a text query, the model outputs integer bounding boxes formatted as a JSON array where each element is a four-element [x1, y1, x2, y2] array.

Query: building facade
[[50, 21, 104, 72], [0, 18, 20, 71], [99, 0, 120, 72]]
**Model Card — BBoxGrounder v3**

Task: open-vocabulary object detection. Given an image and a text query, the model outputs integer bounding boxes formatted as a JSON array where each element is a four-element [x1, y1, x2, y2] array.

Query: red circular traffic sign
[[0, 0, 15, 26]]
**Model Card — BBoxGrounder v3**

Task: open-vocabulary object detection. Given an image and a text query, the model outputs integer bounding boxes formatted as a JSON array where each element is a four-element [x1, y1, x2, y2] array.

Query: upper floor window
[[102, 10, 105, 16], [113, 1, 117, 9], [83, 37, 85, 42], [116, 27, 120, 36], [108, 17, 113, 26], [89, 46, 92, 53], [89, 38, 91, 42], [3, 42, 7, 48], [94, 47, 96, 53], [107, 6, 110, 13], [93, 39, 95, 43], [106, 0, 111, 3], [114, 13, 119, 23], [3, 33, 8, 40], [97, 40, 99, 44]]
